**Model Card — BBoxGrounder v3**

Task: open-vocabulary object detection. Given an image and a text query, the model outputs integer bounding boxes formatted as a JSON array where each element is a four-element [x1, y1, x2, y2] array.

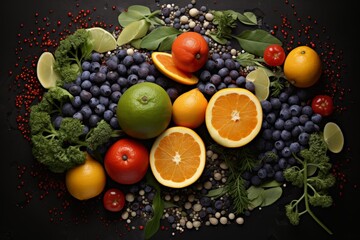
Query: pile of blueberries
[[242, 86, 323, 187], [56, 50, 183, 133]]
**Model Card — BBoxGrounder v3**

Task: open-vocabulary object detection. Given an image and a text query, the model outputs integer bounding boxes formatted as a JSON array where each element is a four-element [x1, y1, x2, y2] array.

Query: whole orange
[[172, 88, 208, 129], [171, 32, 209, 73], [65, 153, 106, 200], [283, 45, 322, 88], [104, 138, 149, 185]]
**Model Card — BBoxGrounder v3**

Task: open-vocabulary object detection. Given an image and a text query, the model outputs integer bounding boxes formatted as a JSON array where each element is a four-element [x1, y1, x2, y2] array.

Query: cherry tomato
[[263, 44, 286, 66], [103, 188, 125, 212], [311, 95, 334, 116]]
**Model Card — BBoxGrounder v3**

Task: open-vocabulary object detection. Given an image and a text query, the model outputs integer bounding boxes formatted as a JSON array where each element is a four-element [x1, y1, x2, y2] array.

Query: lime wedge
[[36, 51, 60, 89], [323, 122, 344, 153], [246, 68, 270, 101], [87, 27, 117, 53]]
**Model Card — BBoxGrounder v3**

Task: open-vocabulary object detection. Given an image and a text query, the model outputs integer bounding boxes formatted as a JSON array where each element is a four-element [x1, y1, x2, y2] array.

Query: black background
[[1, 0, 358, 239]]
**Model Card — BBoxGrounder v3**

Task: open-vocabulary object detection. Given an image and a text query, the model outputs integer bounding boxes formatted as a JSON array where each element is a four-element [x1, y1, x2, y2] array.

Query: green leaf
[[260, 180, 282, 188], [234, 29, 282, 57], [209, 32, 229, 45], [116, 19, 150, 46], [118, 6, 150, 27], [238, 12, 257, 25], [128, 5, 151, 15], [206, 187, 226, 198], [247, 185, 264, 200], [130, 38, 142, 49], [261, 186, 283, 207], [158, 35, 177, 51], [140, 26, 181, 50]]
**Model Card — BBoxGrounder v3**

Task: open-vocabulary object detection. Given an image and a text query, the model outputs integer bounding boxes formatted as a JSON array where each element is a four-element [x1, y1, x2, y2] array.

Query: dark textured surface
[[0, 1, 358, 239]]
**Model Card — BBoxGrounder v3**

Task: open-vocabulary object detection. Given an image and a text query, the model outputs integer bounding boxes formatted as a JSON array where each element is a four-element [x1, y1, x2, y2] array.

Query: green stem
[[303, 159, 333, 235]]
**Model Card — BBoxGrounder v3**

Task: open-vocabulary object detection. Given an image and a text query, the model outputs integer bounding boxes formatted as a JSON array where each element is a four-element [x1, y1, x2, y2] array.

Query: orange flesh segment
[[153, 132, 201, 183], [211, 93, 259, 141]]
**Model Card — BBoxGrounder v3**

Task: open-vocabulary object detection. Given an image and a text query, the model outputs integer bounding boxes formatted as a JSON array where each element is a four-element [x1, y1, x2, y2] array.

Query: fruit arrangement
[[22, 1, 348, 239]]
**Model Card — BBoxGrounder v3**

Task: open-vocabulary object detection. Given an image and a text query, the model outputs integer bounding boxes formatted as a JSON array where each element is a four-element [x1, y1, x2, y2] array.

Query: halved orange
[[205, 88, 263, 148], [149, 126, 206, 188], [151, 52, 199, 85]]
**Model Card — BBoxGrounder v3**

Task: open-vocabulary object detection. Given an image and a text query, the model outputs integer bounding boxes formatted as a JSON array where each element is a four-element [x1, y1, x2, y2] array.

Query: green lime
[[323, 122, 344, 153], [36, 51, 60, 89], [87, 27, 117, 53], [245, 68, 270, 101], [116, 82, 172, 139]]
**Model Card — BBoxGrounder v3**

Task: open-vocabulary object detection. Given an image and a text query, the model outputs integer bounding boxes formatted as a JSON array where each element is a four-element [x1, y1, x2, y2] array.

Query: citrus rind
[[323, 122, 344, 153], [87, 27, 117, 53], [245, 68, 270, 101], [151, 52, 199, 85]]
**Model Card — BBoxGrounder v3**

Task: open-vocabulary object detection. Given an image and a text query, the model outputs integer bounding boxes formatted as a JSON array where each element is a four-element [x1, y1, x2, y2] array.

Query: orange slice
[[149, 126, 206, 188], [151, 52, 199, 85], [205, 88, 263, 148]]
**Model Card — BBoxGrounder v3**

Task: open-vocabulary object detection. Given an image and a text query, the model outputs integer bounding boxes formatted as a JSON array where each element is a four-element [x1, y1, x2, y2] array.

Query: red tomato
[[104, 138, 149, 185], [263, 44, 286, 66], [171, 32, 209, 73], [103, 188, 125, 212], [311, 95, 334, 116]]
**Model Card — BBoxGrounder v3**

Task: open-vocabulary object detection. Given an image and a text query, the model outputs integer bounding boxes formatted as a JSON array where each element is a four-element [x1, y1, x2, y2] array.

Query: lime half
[[87, 27, 117, 53], [36, 51, 60, 89], [323, 122, 344, 153], [246, 68, 270, 101]]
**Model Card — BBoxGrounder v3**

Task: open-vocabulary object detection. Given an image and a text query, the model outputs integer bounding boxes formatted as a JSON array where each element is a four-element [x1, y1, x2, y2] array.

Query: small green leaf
[[261, 186, 283, 207], [238, 12, 257, 25], [117, 19, 150, 46], [118, 5, 150, 27], [140, 26, 181, 50], [128, 5, 151, 15], [249, 194, 263, 208], [209, 32, 229, 45], [130, 38, 142, 49], [260, 180, 282, 188], [158, 35, 177, 51], [206, 187, 226, 198], [247, 185, 264, 200], [234, 29, 282, 57]]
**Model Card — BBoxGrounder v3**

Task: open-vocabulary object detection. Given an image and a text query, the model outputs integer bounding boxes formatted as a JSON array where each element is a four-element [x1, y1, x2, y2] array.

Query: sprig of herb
[[283, 133, 335, 235]]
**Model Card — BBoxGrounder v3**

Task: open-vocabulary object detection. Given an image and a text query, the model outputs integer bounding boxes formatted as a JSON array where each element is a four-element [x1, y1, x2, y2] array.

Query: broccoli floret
[[29, 86, 123, 173], [54, 29, 93, 85]]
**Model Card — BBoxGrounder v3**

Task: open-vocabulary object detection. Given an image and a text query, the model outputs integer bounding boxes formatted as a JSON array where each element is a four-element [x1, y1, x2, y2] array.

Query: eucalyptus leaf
[[234, 29, 282, 57], [247, 185, 264, 200], [206, 187, 226, 198], [260, 180, 282, 188], [144, 188, 164, 239], [140, 26, 181, 50], [117, 19, 149, 46], [209, 32, 229, 45], [260, 186, 283, 207], [164, 201, 178, 209], [249, 194, 263, 208], [238, 12, 257, 25]]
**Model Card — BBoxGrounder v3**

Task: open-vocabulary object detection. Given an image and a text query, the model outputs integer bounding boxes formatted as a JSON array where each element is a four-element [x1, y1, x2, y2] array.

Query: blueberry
[[270, 97, 281, 109], [262, 120, 270, 129], [281, 147, 291, 157], [117, 77, 128, 87], [133, 52, 145, 64], [261, 100, 272, 113], [81, 70, 91, 80], [80, 105, 92, 119], [71, 96, 82, 108], [235, 76, 246, 87], [116, 49, 127, 60], [122, 55, 134, 67], [128, 65, 140, 75], [166, 88, 179, 102], [288, 157, 296, 165], [106, 71, 119, 82], [200, 196, 211, 207], [81, 80, 92, 90], [250, 175, 261, 186], [100, 85, 112, 97], [99, 65, 108, 74], [90, 61, 101, 72], [53, 116, 63, 129], [89, 97, 100, 108], [69, 85, 81, 96], [80, 90, 92, 102], [289, 105, 302, 116], [103, 110, 114, 122], [82, 61, 91, 71], [214, 200, 223, 210], [245, 81, 255, 92], [257, 168, 267, 179], [91, 52, 101, 62], [212, 53, 221, 60], [93, 72, 106, 84], [106, 59, 118, 71], [109, 117, 120, 129], [274, 118, 285, 130], [262, 129, 272, 140], [278, 158, 288, 169], [199, 70, 211, 82], [291, 126, 302, 138], [284, 119, 294, 131], [266, 112, 276, 124], [289, 142, 301, 153], [217, 82, 227, 90], [291, 116, 300, 126], [111, 91, 122, 103], [298, 132, 310, 145], [304, 121, 315, 133], [311, 113, 322, 124], [299, 114, 309, 124], [222, 52, 232, 60], [209, 74, 221, 86], [264, 163, 275, 177], [274, 171, 285, 182], [90, 85, 100, 97], [204, 82, 216, 95], [218, 67, 229, 78], [272, 130, 281, 141], [302, 105, 313, 116], [274, 140, 285, 151], [145, 75, 155, 83], [137, 67, 150, 79], [280, 108, 291, 120], [214, 58, 225, 69], [279, 92, 289, 102], [225, 59, 236, 70], [62, 103, 76, 117], [288, 95, 300, 105], [99, 96, 109, 106], [281, 130, 292, 141], [94, 104, 106, 115]]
